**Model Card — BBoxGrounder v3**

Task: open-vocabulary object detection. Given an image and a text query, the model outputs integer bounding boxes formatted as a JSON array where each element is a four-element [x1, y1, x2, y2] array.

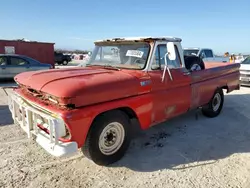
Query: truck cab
[[91, 36, 187, 78], [54, 51, 71, 65]]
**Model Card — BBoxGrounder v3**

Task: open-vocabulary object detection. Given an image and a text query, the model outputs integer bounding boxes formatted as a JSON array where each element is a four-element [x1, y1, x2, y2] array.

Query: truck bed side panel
[[190, 63, 240, 109]]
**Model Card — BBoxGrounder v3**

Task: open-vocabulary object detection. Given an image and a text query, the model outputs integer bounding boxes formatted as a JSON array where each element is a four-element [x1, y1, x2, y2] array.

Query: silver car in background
[[0, 54, 52, 78], [239, 56, 250, 86], [183, 48, 229, 62]]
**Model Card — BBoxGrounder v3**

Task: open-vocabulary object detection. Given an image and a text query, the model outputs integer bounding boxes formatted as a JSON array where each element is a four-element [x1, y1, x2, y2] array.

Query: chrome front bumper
[[7, 91, 78, 157], [240, 70, 250, 86], [240, 77, 250, 86]]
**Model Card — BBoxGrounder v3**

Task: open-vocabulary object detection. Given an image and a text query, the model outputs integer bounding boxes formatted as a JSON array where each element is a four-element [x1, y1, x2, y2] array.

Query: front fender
[[63, 94, 153, 148]]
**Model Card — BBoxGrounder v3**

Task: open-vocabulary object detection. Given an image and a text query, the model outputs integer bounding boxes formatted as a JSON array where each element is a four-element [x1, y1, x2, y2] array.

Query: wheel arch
[[91, 107, 142, 133], [221, 85, 229, 93], [68, 95, 153, 148], [201, 85, 224, 118]]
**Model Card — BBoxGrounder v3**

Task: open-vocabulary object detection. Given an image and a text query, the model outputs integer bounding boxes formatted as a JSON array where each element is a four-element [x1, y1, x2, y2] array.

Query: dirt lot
[[1, 84, 250, 188]]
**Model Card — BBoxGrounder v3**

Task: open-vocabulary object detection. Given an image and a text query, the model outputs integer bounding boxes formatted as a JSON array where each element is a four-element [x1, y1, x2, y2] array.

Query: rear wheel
[[82, 110, 131, 166], [202, 88, 224, 118], [62, 60, 68, 65]]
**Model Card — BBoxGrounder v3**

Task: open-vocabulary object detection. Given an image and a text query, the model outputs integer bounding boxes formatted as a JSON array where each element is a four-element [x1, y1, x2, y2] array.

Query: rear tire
[[62, 60, 68, 65], [202, 88, 224, 118], [82, 110, 131, 166]]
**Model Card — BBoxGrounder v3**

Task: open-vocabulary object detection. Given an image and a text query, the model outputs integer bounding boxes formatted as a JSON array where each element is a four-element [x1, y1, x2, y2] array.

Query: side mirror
[[162, 52, 173, 82], [167, 42, 176, 60]]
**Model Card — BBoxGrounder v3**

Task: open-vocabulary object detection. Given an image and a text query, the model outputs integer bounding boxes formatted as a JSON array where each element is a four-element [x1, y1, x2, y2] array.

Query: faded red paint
[[13, 61, 240, 148], [0, 40, 55, 67]]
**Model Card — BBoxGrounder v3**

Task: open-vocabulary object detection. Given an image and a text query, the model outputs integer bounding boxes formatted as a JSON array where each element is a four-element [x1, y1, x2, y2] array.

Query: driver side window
[[151, 44, 166, 70], [151, 44, 182, 70], [10, 57, 29, 66]]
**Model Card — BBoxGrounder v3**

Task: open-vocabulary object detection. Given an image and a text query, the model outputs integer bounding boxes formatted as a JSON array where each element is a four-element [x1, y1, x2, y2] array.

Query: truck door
[[148, 41, 192, 122], [202, 49, 214, 61]]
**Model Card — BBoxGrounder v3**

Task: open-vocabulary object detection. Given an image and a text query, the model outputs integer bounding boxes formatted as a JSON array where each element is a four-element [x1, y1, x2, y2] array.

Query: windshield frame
[[85, 42, 151, 70]]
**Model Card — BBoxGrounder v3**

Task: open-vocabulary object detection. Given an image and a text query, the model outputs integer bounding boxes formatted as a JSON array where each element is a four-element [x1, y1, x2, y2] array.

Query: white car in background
[[235, 55, 245, 63], [239, 56, 250, 86], [183, 48, 229, 62]]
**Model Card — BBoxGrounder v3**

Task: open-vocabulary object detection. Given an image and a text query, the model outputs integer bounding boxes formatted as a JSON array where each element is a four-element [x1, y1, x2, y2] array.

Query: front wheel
[[82, 110, 131, 166], [202, 88, 224, 118]]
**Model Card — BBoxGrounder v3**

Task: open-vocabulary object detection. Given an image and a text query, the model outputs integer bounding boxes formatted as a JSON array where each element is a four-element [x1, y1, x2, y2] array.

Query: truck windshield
[[86, 42, 150, 69], [183, 49, 199, 56], [241, 56, 250, 64]]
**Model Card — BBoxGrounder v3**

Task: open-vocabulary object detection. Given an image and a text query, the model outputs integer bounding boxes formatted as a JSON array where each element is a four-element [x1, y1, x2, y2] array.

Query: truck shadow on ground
[[113, 93, 250, 172], [0, 105, 13, 126], [0, 79, 17, 87], [0, 80, 16, 126]]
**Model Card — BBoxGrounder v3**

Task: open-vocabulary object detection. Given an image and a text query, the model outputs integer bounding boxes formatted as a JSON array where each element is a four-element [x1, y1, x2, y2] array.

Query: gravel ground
[[1, 84, 250, 188]]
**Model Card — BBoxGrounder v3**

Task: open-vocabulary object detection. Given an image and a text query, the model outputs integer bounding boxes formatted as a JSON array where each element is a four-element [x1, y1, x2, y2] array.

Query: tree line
[[55, 49, 90, 54]]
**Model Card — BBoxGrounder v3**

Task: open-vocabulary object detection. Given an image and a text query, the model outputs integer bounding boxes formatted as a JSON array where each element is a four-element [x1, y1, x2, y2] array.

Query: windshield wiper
[[103, 64, 120, 70], [86, 64, 120, 70], [86, 64, 101, 67]]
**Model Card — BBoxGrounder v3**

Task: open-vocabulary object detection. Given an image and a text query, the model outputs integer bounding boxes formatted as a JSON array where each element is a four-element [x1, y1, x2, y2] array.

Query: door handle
[[183, 72, 190, 76]]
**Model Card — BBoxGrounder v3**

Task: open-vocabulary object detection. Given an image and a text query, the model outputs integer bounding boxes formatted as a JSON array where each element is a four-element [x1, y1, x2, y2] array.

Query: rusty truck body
[[8, 36, 240, 165]]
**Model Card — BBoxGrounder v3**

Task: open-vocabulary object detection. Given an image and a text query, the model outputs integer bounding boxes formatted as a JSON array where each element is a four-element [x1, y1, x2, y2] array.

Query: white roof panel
[[183, 47, 200, 50], [95, 36, 182, 43]]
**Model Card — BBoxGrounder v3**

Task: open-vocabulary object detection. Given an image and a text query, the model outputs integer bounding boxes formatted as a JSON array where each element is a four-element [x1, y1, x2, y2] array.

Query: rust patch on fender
[[165, 105, 176, 115]]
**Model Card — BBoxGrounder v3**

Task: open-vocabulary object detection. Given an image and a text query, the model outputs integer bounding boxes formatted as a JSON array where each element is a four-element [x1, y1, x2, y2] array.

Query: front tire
[[202, 88, 224, 118], [82, 110, 131, 166]]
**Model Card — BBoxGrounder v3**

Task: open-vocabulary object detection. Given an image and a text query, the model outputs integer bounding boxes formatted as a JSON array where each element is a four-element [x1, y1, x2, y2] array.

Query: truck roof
[[183, 47, 200, 50], [183, 47, 213, 51], [95, 36, 182, 43]]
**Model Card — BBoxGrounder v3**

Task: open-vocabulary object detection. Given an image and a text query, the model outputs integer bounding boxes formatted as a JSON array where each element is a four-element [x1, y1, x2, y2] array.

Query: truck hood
[[14, 67, 151, 107]]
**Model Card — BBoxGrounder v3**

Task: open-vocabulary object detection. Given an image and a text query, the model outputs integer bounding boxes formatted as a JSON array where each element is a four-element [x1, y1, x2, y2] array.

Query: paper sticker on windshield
[[126, 50, 144, 58]]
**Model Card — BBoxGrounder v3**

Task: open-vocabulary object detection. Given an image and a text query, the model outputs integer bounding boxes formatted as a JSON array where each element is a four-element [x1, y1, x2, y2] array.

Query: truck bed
[[191, 62, 240, 83], [190, 62, 240, 109]]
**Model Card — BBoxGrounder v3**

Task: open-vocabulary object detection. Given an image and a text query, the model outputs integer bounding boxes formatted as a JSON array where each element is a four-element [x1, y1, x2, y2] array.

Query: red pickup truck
[[8, 37, 240, 166]]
